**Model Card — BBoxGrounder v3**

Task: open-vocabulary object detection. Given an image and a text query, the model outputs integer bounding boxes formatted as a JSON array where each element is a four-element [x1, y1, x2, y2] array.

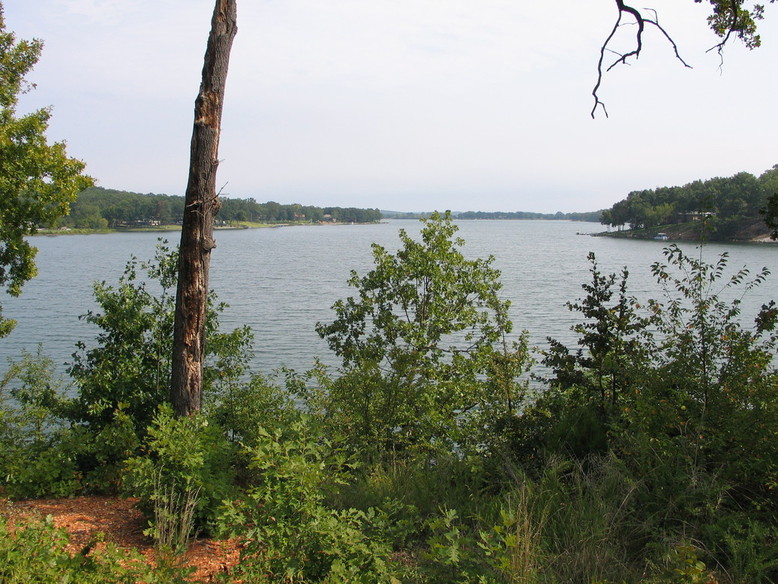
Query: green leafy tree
[[616, 245, 778, 531], [544, 253, 649, 412], [536, 254, 649, 460], [646, 245, 773, 415], [0, 5, 93, 336], [65, 241, 252, 437], [314, 211, 514, 458], [760, 191, 778, 239]]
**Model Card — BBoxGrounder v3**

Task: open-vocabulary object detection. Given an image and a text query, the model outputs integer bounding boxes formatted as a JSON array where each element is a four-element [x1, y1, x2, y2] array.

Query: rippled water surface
[[3, 220, 777, 375]]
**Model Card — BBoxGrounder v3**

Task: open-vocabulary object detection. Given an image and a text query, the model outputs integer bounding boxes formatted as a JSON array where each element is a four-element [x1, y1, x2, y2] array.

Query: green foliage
[[515, 243, 778, 581], [388, 456, 642, 584], [334, 454, 488, 536], [219, 418, 400, 583], [0, 240, 254, 495], [705, 517, 778, 583], [0, 347, 81, 498], [0, 347, 139, 498], [0, 348, 145, 498], [0, 513, 192, 583], [601, 166, 775, 239], [65, 240, 252, 436], [314, 211, 515, 458], [532, 253, 649, 463], [420, 507, 493, 584], [604, 245, 777, 578], [61, 186, 382, 228], [703, 0, 772, 49], [208, 371, 294, 444], [545, 253, 647, 412], [472, 331, 536, 459], [472, 457, 640, 584], [454, 210, 602, 221], [3, 201, 778, 583], [65, 241, 178, 436], [760, 189, 778, 239], [124, 405, 235, 546], [0, 346, 63, 442], [0, 7, 93, 335], [646, 245, 773, 409]]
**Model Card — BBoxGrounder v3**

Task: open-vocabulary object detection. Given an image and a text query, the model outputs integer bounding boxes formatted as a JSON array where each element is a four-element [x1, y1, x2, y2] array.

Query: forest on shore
[[62, 188, 604, 231], [600, 164, 778, 240], [58, 187, 383, 229], [383, 210, 603, 222]]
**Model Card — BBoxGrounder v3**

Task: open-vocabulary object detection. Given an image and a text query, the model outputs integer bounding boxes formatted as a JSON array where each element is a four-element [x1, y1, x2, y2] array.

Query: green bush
[[314, 212, 516, 460], [65, 241, 252, 440], [705, 516, 778, 583], [124, 405, 235, 550], [0, 347, 82, 498], [0, 514, 191, 583], [218, 418, 401, 583]]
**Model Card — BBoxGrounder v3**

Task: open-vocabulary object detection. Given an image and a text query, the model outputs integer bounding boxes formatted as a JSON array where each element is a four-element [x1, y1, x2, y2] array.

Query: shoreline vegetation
[[37, 165, 778, 244], [34, 220, 382, 236], [595, 216, 777, 243], [599, 164, 778, 243], [37, 216, 777, 244]]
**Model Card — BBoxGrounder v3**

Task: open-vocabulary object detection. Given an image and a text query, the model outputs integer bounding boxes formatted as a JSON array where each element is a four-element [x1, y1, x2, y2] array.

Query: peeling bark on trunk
[[171, 0, 237, 417]]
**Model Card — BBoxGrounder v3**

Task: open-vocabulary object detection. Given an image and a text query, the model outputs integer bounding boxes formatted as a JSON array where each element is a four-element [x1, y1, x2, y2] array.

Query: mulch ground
[[1, 496, 242, 582]]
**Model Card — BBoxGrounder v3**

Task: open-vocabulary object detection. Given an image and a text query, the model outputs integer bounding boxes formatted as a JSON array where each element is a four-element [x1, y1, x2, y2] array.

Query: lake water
[[3, 220, 777, 377]]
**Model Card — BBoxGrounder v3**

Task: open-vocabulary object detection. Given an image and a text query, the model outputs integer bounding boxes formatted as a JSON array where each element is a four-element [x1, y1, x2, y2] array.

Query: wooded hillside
[[600, 164, 778, 239], [58, 187, 382, 229]]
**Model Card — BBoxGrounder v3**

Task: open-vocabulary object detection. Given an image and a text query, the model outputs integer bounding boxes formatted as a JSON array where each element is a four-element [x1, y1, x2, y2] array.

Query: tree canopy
[[0, 4, 92, 336], [313, 211, 519, 457], [60, 187, 381, 228], [599, 164, 778, 238]]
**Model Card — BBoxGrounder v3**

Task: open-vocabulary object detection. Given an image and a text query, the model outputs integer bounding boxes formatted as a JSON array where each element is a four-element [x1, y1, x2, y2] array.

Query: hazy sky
[[5, 0, 777, 212]]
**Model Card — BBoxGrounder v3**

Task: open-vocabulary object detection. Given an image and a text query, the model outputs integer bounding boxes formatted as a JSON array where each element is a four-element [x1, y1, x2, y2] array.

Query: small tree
[[0, 5, 93, 336], [610, 245, 778, 540], [62, 242, 251, 494], [760, 191, 778, 239], [68, 241, 253, 437], [314, 211, 514, 457], [544, 252, 648, 412]]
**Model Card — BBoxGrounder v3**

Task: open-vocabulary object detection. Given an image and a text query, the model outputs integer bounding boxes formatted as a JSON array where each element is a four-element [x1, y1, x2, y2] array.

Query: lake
[[3, 220, 777, 378]]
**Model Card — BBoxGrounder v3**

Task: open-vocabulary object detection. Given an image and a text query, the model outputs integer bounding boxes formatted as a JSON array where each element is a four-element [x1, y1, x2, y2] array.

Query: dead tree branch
[[592, 0, 692, 118]]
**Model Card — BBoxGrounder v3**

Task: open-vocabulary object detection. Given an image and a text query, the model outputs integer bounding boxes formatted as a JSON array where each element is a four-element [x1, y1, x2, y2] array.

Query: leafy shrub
[[218, 418, 400, 583], [539, 244, 777, 580], [208, 370, 295, 446], [0, 513, 191, 583], [0, 347, 82, 498], [124, 405, 235, 549], [314, 211, 516, 459], [706, 516, 778, 583], [65, 240, 252, 440]]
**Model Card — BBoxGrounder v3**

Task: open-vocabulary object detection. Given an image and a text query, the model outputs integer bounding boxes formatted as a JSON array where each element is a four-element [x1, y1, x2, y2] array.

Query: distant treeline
[[601, 164, 778, 236], [59, 187, 382, 229], [455, 210, 601, 222], [381, 210, 602, 222]]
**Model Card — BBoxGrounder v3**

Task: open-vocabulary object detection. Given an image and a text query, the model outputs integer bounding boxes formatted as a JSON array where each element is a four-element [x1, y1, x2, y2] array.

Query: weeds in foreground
[[0, 513, 192, 583]]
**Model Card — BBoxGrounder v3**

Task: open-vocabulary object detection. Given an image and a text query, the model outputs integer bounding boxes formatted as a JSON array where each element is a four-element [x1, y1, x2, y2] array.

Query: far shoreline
[[33, 220, 385, 236]]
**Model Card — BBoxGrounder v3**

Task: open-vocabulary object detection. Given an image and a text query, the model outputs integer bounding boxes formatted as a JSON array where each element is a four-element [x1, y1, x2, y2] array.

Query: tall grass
[[147, 469, 202, 553]]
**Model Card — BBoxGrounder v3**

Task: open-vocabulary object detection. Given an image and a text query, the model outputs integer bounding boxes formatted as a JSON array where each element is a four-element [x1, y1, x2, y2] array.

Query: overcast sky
[[5, 0, 777, 212]]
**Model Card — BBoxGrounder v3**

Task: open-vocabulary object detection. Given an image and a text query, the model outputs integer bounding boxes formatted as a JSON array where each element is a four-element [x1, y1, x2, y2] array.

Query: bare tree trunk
[[171, 0, 237, 417]]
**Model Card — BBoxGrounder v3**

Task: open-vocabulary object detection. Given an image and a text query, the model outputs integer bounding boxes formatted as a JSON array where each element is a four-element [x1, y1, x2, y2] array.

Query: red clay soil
[[1, 496, 241, 582]]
